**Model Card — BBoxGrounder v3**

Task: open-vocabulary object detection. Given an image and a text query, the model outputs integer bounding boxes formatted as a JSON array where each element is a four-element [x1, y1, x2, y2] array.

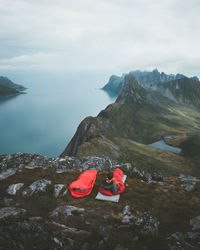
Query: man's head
[[106, 172, 113, 183]]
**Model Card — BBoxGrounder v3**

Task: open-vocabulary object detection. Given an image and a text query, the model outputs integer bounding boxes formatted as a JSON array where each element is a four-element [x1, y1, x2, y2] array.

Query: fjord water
[[0, 71, 115, 157]]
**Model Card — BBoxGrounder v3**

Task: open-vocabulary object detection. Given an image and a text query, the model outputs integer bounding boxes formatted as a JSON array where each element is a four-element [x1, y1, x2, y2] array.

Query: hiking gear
[[69, 170, 97, 198], [95, 175, 127, 202]]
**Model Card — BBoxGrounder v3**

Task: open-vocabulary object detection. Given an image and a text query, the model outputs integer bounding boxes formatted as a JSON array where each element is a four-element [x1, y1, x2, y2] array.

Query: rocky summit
[[0, 153, 200, 249]]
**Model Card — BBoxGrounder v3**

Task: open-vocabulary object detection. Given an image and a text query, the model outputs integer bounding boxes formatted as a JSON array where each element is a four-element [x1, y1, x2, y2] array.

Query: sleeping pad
[[99, 168, 125, 196], [69, 170, 97, 197]]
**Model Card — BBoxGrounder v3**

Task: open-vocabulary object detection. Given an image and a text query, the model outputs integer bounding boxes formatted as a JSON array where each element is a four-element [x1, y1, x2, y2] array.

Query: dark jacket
[[100, 179, 118, 194]]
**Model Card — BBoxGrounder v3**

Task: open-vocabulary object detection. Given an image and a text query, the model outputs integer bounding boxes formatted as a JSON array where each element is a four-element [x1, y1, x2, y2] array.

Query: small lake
[[0, 71, 115, 157], [149, 140, 181, 154]]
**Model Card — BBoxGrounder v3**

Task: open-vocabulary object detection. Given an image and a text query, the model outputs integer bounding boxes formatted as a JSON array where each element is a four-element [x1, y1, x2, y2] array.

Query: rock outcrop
[[0, 153, 200, 249]]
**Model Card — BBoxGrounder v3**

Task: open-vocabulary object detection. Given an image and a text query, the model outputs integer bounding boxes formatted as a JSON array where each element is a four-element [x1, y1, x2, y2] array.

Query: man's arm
[[111, 181, 118, 194]]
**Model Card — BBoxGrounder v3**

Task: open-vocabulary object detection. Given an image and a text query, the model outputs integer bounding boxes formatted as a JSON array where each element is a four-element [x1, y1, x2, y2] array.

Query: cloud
[[0, 0, 200, 76]]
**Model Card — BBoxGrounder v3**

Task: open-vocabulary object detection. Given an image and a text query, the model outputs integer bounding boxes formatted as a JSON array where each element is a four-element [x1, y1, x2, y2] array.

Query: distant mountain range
[[0, 76, 26, 97], [62, 72, 200, 176], [102, 69, 199, 96]]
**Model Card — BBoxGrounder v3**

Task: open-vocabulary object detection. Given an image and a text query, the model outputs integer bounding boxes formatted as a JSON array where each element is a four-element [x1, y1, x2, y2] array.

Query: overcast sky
[[0, 0, 200, 76]]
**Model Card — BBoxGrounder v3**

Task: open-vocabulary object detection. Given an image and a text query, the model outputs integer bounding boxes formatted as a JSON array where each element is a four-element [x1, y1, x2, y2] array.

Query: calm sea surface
[[0, 71, 115, 157]]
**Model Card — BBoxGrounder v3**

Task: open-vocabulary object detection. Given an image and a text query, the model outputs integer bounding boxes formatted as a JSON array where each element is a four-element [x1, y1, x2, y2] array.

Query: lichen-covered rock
[[179, 174, 197, 191], [0, 216, 73, 250], [120, 205, 134, 224], [167, 231, 200, 250], [144, 173, 152, 183], [80, 156, 113, 171], [50, 205, 85, 218], [135, 211, 159, 237], [62, 188, 68, 196], [129, 167, 144, 179], [0, 206, 26, 220], [190, 216, 200, 230], [151, 172, 164, 182], [7, 183, 24, 195], [53, 184, 65, 198], [22, 179, 51, 197]]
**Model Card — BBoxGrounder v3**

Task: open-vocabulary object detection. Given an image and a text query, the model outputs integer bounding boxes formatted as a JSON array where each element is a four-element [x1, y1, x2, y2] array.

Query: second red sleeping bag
[[69, 170, 97, 198]]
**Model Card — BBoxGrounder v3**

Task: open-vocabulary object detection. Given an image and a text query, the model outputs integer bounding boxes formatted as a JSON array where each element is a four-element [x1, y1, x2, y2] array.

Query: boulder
[[129, 167, 144, 179], [151, 172, 164, 182], [7, 183, 24, 195], [0, 207, 26, 220], [50, 205, 85, 218], [135, 211, 159, 237], [22, 179, 51, 197], [53, 184, 64, 198], [190, 216, 200, 230], [120, 205, 134, 224], [167, 231, 200, 250], [179, 174, 197, 191]]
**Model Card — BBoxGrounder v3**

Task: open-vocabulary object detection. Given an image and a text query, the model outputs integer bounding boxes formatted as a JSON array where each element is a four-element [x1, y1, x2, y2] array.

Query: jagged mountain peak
[[102, 69, 199, 97], [116, 73, 161, 106], [116, 73, 147, 104]]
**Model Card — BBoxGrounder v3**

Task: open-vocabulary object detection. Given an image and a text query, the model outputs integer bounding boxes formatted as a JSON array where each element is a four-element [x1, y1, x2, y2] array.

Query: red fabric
[[69, 170, 97, 198], [99, 168, 125, 196]]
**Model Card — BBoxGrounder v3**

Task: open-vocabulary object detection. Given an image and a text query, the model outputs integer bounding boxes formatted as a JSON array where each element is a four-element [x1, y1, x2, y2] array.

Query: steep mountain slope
[[152, 77, 200, 108], [0, 84, 20, 97], [61, 74, 200, 175], [0, 76, 26, 91], [102, 69, 199, 96]]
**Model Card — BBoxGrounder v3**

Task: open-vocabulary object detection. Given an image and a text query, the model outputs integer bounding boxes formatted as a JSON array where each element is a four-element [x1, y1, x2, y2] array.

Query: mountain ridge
[[102, 69, 199, 96], [61, 73, 200, 176]]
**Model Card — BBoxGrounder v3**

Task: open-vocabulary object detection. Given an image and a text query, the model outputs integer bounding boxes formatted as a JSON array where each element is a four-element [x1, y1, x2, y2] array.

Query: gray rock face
[[7, 183, 24, 195], [179, 174, 197, 191], [190, 216, 200, 230], [167, 231, 200, 250], [151, 172, 164, 182], [0, 167, 18, 180], [22, 179, 51, 197], [120, 205, 134, 224], [50, 221, 90, 236], [0, 216, 73, 250], [129, 167, 144, 179], [144, 173, 152, 183], [0, 153, 116, 183], [135, 211, 159, 237], [0, 153, 54, 180], [62, 188, 68, 196], [50, 205, 85, 218], [0, 207, 26, 220], [54, 184, 65, 198]]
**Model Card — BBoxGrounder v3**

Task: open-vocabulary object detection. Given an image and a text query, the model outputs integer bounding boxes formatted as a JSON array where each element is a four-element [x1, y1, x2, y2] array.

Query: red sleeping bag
[[99, 168, 125, 196], [69, 170, 97, 198]]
